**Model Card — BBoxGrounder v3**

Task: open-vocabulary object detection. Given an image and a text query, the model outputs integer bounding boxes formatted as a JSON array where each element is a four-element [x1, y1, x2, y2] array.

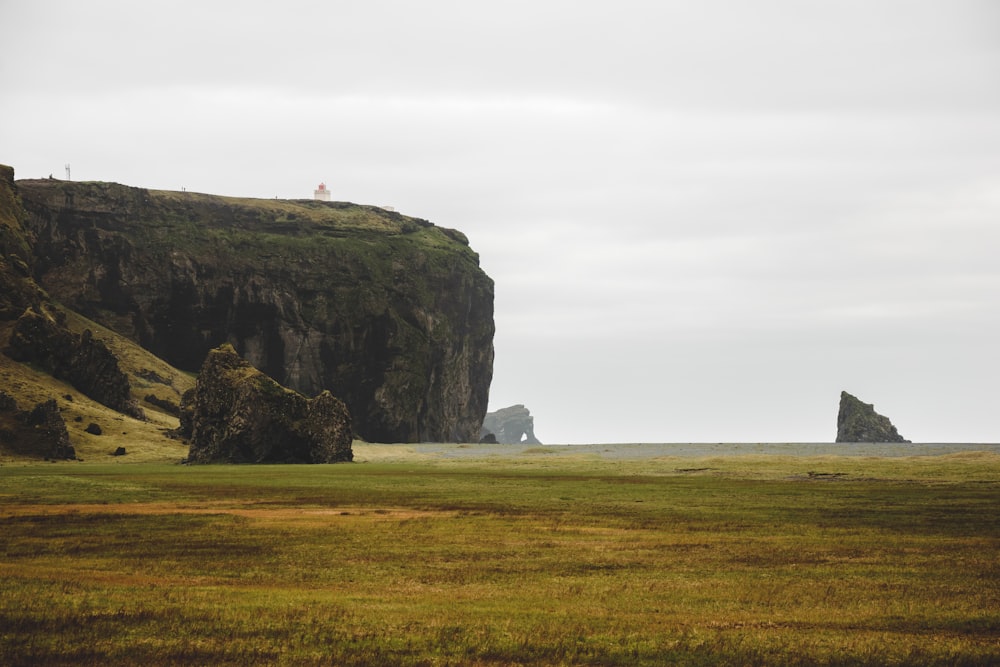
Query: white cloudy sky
[[3, 1, 999, 443]]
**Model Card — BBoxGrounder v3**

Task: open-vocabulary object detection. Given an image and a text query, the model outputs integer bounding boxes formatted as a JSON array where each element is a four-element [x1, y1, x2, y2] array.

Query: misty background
[[2, 1, 998, 442]]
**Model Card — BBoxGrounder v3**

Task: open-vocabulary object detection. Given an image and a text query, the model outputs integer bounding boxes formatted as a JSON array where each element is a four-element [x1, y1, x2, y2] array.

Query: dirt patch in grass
[[0, 501, 450, 523], [0, 560, 220, 588]]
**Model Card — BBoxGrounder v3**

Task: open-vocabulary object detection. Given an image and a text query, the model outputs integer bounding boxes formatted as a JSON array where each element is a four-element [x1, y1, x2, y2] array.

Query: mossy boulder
[[183, 344, 353, 464], [0, 391, 76, 460]]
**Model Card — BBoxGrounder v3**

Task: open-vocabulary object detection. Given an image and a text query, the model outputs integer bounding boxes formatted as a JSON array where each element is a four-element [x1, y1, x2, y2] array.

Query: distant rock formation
[[182, 344, 353, 463], [4, 307, 145, 420], [836, 391, 910, 443], [481, 404, 541, 444], [0, 391, 76, 460]]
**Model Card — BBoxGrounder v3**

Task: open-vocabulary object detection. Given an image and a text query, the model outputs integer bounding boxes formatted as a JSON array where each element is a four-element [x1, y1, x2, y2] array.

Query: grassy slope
[[0, 308, 195, 463], [1, 451, 998, 666]]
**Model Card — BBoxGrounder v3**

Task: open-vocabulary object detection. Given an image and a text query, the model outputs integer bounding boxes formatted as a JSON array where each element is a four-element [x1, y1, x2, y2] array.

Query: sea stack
[[836, 391, 910, 443], [480, 404, 541, 444]]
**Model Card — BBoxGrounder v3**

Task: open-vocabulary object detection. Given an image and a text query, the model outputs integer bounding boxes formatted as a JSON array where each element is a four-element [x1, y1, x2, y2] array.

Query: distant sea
[[408, 442, 1000, 460]]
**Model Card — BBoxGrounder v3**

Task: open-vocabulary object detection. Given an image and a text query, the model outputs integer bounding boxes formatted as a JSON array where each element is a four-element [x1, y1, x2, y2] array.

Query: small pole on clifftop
[[65, 164, 71, 180]]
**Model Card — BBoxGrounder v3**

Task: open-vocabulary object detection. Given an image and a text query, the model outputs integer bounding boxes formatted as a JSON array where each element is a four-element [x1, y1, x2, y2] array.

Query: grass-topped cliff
[[16, 177, 494, 443]]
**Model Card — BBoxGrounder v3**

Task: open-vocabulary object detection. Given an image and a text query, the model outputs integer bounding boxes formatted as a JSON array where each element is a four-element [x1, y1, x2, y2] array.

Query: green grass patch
[[1, 453, 998, 665]]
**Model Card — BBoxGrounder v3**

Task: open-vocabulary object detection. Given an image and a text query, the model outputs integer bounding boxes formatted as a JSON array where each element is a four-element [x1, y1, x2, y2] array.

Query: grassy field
[[1, 446, 998, 665]]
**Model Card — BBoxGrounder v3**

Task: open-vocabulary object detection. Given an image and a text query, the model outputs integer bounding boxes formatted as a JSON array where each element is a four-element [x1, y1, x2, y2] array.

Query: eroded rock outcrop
[[836, 390, 910, 443], [182, 344, 353, 463], [0, 391, 76, 460], [17, 178, 494, 443], [481, 404, 541, 444], [4, 307, 145, 420]]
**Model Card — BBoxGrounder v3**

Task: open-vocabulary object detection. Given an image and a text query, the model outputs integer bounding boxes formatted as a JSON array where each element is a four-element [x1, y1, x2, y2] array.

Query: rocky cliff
[[182, 344, 353, 464], [0, 165, 44, 318], [481, 404, 541, 444], [16, 178, 495, 443], [836, 390, 910, 443]]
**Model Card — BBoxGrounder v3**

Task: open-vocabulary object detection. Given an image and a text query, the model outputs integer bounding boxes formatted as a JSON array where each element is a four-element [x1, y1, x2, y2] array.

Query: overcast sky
[[3, 1, 999, 442]]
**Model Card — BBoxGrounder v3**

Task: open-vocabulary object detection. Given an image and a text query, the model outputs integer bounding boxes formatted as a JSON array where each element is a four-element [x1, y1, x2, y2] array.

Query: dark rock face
[[183, 344, 353, 464], [0, 391, 76, 460], [16, 179, 494, 443], [481, 404, 541, 444], [0, 165, 45, 319], [4, 308, 145, 420], [836, 391, 910, 443]]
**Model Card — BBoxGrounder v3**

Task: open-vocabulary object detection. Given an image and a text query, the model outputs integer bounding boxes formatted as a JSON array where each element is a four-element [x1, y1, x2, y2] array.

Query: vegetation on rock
[[0, 165, 44, 318], [182, 344, 353, 463], [5, 307, 145, 420], [0, 390, 76, 459]]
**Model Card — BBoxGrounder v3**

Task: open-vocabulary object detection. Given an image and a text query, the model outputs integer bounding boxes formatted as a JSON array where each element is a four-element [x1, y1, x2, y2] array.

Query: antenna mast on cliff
[[65, 164, 71, 180]]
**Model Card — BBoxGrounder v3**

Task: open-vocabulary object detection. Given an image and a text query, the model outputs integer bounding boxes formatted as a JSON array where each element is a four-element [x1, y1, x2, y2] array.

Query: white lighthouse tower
[[314, 182, 331, 201]]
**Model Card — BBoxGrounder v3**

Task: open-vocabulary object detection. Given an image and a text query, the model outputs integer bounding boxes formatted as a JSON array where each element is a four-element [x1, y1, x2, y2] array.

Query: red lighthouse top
[[317, 183, 326, 191]]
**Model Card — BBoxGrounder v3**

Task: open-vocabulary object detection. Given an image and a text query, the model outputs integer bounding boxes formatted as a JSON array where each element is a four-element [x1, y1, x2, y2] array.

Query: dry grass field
[[1, 445, 998, 665]]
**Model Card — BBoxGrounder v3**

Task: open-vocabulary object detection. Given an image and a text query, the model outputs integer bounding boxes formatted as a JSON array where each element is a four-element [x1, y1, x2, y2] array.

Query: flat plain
[[1, 443, 998, 666]]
